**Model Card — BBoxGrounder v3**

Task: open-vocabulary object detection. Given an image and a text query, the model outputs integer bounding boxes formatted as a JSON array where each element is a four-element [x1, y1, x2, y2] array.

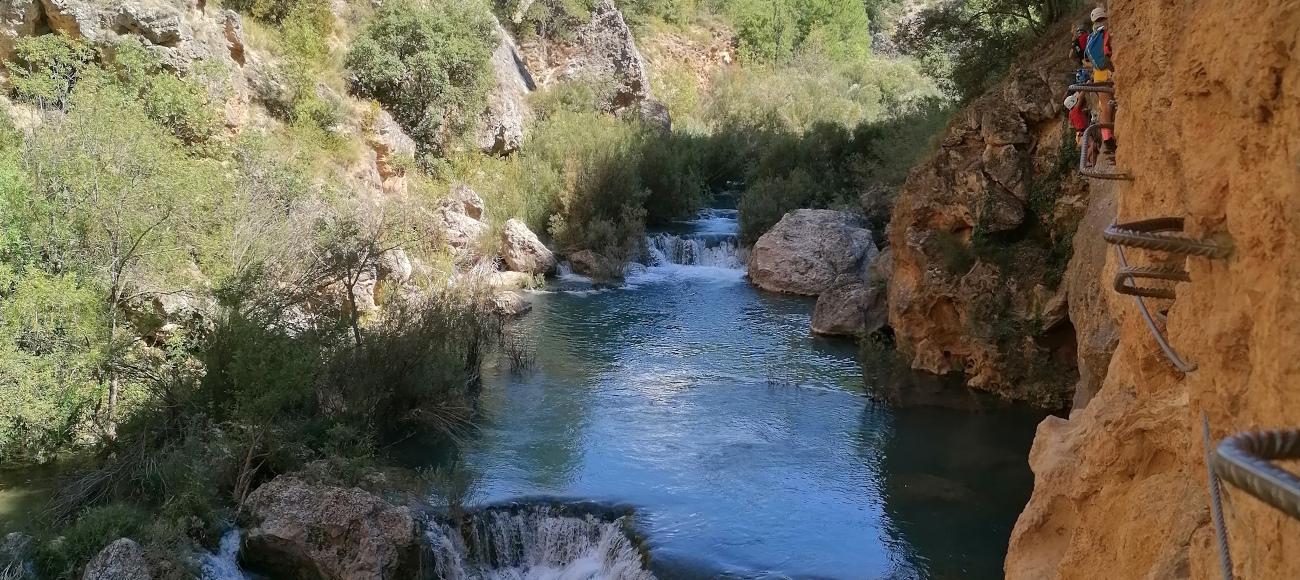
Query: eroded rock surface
[[478, 19, 533, 156], [82, 538, 151, 580], [501, 218, 555, 276], [749, 209, 878, 297], [886, 23, 1086, 405], [812, 247, 891, 337], [242, 476, 418, 580], [1007, 2, 1300, 579]]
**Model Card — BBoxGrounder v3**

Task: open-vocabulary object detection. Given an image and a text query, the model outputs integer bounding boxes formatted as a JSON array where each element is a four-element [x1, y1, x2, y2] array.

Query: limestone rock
[[0, 0, 40, 65], [433, 185, 488, 250], [242, 476, 418, 580], [445, 184, 485, 221], [491, 291, 532, 317], [886, 26, 1084, 404], [488, 270, 534, 291], [82, 538, 151, 580], [566, 249, 621, 281], [477, 20, 533, 156], [1010, 5, 1300, 578], [812, 278, 887, 337], [367, 109, 415, 185], [500, 218, 555, 276], [748, 209, 878, 297], [567, 0, 656, 116]]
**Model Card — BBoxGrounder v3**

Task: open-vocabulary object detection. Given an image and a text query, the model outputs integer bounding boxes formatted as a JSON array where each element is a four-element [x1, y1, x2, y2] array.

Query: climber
[[1086, 7, 1118, 153], [1064, 92, 1096, 166], [1069, 23, 1090, 67]]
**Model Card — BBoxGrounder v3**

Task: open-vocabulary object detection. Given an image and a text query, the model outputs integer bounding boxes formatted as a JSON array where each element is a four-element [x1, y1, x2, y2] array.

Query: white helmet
[[1090, 7, 1107, 22], [1064, 94, 1080, 109]]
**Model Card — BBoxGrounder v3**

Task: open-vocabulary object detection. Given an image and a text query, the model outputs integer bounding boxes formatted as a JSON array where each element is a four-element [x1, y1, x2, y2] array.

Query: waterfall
[[200, 529, 248, 580], [425, 505, 655, 580], [643, 233, 746, 270]]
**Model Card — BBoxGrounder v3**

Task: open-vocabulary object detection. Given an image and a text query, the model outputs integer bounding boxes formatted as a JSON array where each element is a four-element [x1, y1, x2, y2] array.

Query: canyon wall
[[1007, 1, 1300, 578], [887, 23, 1095, 407]]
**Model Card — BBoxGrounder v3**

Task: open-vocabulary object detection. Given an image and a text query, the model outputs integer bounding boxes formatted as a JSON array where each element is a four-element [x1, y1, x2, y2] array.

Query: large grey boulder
[[477, 20, 533, 156], [812, 247, 892, 337], [242, 476, 418, 580], [748, 209, 880, 296], [82, 538, 151, 580], [567, 0, 660, 119], [501, 218, 555, 276], [433, 185, 488, 250]]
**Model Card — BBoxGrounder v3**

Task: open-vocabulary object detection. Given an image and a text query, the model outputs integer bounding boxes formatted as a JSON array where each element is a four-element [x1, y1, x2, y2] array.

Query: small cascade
[[200, 529, 248, 580], [643, 233, 746, 270], [425, 505, 655, 580]]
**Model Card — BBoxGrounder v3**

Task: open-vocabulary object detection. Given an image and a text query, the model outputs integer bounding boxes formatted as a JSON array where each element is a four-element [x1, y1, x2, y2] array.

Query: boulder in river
[[748, 209, 879, 296], [82, 538, 151, 580], [242, 476, 419, 580], [812, 247, 892, 337], [501, 218, 556, 276]]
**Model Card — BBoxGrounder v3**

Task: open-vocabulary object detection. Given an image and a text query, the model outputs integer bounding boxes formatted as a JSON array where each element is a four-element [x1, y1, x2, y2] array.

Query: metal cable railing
[[1113, 243, 1197, 372], [1068, 82, 1116, 95], [1104, 218, 1234, 259], [1203, 415, 1235, 580]]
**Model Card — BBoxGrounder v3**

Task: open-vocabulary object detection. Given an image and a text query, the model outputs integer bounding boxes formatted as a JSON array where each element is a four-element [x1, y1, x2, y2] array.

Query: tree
[[16, 76, 225, 434]]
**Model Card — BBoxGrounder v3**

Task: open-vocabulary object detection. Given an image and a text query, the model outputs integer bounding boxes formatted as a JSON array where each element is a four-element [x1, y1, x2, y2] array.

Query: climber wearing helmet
[[1086, 7, 1117, 154], [1070, 23, 1090, 67]]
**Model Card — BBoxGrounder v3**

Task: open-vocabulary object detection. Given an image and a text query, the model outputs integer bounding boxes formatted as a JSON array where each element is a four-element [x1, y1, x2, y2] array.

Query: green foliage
[[7, 34, 96, 108], [0, 268, 105, 463], [346, 0, 498, 156], [725, 0, 871, 63], [531, 110, 648, 253], [33, 504, 149, 579], [106, 38, 223, 147], [898, 0, 1079, 100]]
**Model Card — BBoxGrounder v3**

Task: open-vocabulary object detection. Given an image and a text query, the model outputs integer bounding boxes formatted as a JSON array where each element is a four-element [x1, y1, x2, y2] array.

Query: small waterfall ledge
[[426, 505, 654, 580]]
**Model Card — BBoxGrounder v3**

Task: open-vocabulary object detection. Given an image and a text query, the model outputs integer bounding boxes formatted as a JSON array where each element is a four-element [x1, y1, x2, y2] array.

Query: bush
[[346, 0, 498, 156], [107, 38, 223, 147], [7, 34, 96, 109], [33, 504, 148, 579], [725, 0, 872, 63]]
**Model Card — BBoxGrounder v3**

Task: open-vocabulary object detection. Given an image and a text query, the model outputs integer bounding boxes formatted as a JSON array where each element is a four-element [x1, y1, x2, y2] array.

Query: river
[[415, 209, 1046, 579]]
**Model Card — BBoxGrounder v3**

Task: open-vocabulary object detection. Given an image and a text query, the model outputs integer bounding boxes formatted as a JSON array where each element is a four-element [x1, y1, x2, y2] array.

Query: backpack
[[1086, 28, 1111, 71]]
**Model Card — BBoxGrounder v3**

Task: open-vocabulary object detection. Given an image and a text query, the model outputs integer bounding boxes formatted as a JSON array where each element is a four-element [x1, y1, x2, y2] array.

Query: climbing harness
[[1079, 123, 1132, 180], [1203, 414, 1235, 580]]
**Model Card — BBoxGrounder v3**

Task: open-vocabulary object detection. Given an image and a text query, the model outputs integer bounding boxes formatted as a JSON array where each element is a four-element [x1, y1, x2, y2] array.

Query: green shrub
[[7, 34, 95, 108], [725, 0, 871, 63], [346, 0, 498, 156], [34, 503, 148, 579], [107, 38, 222, 147]]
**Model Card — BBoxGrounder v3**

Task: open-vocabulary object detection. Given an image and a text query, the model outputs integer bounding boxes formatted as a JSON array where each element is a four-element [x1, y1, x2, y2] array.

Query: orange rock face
[[1006, 1, 1300, 578], [886, 24, 1091, 406]]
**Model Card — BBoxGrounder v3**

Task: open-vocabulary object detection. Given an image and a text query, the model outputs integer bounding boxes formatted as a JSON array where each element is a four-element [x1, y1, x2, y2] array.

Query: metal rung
[[1214, 429, 1300, 521]]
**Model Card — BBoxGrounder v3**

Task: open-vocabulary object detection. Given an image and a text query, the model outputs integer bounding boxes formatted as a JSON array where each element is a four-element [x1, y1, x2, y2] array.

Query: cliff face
[[1007, 1, 1300, 578], [887, 24, 1093, 407]]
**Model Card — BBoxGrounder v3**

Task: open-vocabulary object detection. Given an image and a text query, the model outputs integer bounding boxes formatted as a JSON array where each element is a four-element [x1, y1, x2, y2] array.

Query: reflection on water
[[0, 466, 55, 535], [403, 209, 1046, 579]]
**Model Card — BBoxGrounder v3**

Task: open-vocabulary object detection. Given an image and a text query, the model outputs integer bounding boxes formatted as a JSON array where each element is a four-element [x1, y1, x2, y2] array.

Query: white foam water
[[426, 506, 655, 580], [643, 233, 746, 270], [200, 529, 247, 580]]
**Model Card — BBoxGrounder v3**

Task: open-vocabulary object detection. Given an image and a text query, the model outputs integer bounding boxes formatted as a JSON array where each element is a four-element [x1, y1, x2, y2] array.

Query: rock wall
[[1006, 1, 1300, 578], [886, 22, 1091, 406]]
